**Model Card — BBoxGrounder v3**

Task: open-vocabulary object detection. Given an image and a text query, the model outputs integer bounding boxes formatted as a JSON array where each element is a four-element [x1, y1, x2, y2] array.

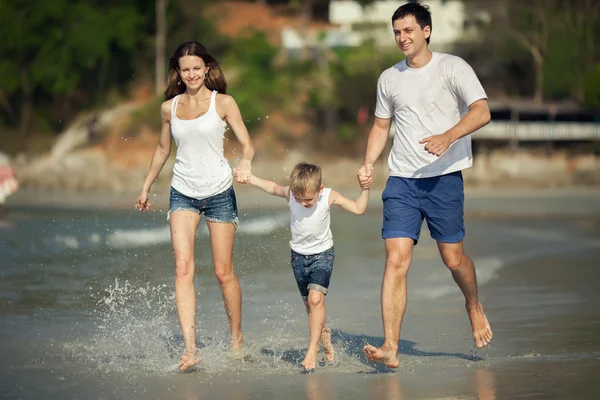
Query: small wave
[[239, 215, 287, 235], [106, 226, 172, 249]]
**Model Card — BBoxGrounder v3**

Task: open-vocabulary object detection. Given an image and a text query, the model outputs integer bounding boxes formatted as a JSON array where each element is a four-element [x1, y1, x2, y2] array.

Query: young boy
[[246, 162, 369, 371]]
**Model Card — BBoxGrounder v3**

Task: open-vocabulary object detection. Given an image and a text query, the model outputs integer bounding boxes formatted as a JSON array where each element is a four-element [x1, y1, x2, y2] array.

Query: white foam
[[106, 226, 172, 249], [239, 215, 287, 235]]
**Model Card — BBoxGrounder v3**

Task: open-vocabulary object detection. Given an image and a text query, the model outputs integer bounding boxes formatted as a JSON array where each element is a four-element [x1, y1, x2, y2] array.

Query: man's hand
[[358, 162, 373, 190], [419, 132, 453, 157]]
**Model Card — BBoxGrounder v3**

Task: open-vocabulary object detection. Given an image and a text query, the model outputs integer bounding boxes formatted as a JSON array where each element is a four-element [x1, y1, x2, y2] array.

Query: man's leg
[[438, 241, 493, 348], [364, 237, 414, 368]]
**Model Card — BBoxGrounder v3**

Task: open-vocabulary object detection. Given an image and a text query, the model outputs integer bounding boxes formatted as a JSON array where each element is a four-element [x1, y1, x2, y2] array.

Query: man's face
[[393, 15, 430, 58]]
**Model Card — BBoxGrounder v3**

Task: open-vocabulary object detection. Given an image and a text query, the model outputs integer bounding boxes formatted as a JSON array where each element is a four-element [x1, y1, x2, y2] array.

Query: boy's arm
[[329, 189, 370, 215], [249, 175, 290, 200]]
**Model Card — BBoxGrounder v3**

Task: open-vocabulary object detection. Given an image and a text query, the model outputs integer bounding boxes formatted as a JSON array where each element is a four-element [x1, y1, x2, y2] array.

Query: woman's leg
[[207, 221, 243, 351], [170, 210, 201, 371]]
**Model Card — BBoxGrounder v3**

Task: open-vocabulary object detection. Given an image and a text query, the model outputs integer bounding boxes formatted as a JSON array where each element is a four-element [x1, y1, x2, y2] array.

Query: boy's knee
[[307, 290, 324, 307]]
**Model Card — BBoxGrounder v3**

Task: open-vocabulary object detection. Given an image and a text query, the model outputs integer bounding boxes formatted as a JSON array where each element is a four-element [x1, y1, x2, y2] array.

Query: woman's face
[[178, 55, 209, 90]]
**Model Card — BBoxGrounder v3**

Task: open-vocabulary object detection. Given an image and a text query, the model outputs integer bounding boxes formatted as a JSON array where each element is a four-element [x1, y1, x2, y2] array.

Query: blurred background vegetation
[[0, 0, 599, 158]]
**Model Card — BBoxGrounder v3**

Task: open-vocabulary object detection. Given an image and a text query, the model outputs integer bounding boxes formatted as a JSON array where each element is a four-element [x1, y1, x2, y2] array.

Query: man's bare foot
[[301, 349, 318, 371], [179, 350, 200, 372], [363, 344, 399, 368], [468, 302, 493, 348], [320, 327, 335, 362]]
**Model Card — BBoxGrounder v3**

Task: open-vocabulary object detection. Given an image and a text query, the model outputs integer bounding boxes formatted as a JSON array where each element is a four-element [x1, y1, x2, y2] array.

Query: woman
[[136, 42, 254, 372]]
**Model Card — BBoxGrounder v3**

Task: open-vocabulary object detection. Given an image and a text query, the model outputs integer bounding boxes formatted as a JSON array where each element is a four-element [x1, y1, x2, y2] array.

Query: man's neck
[[406, 48, 433, 69]]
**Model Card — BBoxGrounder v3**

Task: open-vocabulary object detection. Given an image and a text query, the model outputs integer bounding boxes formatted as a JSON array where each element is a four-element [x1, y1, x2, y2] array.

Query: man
[[358, 2, 493, 368]]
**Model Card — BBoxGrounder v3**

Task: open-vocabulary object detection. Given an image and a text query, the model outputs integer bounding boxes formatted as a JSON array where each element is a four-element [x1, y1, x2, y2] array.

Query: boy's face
[[293, 185, 324, 208]]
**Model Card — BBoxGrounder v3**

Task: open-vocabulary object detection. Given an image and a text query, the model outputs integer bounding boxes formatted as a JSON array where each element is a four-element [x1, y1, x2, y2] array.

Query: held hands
[[233, 159, 251, 184], [136, 191, 151, 211], [419, 132, 452, 157], [357, 162, 373, 190]]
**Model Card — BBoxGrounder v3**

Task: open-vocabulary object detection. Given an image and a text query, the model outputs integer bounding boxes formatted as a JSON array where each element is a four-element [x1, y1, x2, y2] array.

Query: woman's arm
[[329, 189, 370, 215], [221, 94, 255, 184], [137, 101, 172, 211]]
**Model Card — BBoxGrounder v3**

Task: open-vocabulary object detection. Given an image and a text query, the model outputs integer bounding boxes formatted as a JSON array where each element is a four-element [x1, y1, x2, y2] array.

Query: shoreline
[[6, 185, 600, 218]]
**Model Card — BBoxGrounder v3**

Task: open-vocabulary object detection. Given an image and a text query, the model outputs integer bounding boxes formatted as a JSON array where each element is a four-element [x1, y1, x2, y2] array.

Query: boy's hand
[[358, 162, 373, 189]]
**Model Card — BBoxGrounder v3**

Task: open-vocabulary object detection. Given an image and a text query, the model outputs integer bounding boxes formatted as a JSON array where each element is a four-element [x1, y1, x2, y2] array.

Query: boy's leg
[[423, 172, 493, 348], [301, 248, 334, 370], [302, 290, 327, 371]]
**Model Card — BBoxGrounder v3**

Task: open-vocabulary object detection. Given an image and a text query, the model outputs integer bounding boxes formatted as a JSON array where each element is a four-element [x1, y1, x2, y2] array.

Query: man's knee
[[441, 247, 464, 271], [385, 249, 412, 276]]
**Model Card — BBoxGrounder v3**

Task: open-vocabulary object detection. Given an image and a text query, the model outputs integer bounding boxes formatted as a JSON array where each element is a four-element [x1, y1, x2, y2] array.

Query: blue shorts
[[382, 171, 465, 244], [291, 247, 335, 301], [168, 186, 238, 226]]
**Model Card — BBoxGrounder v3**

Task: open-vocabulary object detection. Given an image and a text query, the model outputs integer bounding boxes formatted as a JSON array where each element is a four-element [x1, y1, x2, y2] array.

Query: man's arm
[[248, 175, 290, 200], [419, 99, 490, 157], [358, 117, 392, 184]]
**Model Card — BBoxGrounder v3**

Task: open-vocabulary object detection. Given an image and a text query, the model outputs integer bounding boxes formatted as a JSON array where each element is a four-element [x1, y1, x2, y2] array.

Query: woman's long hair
[[164, 42, 227, 100]]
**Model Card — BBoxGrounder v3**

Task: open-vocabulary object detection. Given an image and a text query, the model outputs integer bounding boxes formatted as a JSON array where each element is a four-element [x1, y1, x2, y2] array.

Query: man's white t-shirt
[[375, 52, 487, 178]]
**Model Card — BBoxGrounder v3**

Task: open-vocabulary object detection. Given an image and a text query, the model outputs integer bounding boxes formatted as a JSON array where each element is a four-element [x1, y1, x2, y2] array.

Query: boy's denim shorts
[[382, 171, 465, 244], [168, 186, 238, 227], [291, 246, 335, 301]]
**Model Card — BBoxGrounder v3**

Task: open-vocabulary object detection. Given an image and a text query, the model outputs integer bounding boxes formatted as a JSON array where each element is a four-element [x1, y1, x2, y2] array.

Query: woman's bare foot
[[363, 344, 399, 368], [301, 349, 318, 371], [320, 327, 335, 362], [231, 332, 244, 352], [467, 302, 493, 348], [179, 350, 200, 372]]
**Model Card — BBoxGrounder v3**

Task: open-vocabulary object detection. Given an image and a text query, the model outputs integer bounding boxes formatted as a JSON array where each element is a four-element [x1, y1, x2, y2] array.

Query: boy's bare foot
[[467, 302, 493, 348], [320, 327, 335, 361], [301, 349, 318, 371], [179, 350, 200, 372], [363, 344, 399, 368]]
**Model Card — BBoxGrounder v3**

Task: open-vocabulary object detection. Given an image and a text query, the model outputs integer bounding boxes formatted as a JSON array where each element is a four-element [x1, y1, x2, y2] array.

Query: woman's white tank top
[[170, 90, 232, 199], [289, 188, 334, 255]]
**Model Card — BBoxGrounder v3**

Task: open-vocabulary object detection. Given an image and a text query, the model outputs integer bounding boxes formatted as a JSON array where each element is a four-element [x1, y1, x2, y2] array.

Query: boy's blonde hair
[[289, 162, 322, 197]]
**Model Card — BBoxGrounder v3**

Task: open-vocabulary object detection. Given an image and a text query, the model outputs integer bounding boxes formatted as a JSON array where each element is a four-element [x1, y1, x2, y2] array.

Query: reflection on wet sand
[[302, 367, 495, 400]]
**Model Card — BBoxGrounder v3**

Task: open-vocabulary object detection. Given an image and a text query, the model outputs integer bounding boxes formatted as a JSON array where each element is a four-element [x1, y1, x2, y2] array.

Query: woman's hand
[[233, 160, 251, 184], [136, 191, 151, 211]]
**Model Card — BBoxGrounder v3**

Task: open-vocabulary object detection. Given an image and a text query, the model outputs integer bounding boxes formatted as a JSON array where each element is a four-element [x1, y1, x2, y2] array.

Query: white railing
[[474, 121, 600, 141]]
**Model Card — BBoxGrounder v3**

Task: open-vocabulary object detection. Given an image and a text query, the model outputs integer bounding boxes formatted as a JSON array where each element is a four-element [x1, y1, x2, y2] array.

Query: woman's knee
[[175, 258, 194, 280], [214, 263, 235, 284]]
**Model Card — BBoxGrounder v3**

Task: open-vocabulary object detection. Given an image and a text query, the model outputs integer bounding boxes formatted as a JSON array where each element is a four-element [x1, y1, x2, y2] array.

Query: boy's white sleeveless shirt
[[375, 52, 487, 178], [288, 188, 334, 255], [169, 90, 232, 199]]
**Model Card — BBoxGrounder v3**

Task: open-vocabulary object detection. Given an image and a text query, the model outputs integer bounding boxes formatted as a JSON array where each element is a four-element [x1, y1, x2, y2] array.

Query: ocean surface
[[1, 191, 600, 399]]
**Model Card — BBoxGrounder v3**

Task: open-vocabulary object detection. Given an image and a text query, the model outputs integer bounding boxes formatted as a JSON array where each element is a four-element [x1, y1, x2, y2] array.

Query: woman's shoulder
[[160, 98, 176, 118], [215, 92, 235, 106]]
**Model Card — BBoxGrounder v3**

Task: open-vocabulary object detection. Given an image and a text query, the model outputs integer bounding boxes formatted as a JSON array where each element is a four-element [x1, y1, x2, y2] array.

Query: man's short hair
[[392, 2, 432, 44]]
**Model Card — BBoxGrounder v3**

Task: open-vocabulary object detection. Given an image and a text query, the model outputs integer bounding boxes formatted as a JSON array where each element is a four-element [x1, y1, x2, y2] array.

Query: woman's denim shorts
[[168, 186, 238, 227]]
